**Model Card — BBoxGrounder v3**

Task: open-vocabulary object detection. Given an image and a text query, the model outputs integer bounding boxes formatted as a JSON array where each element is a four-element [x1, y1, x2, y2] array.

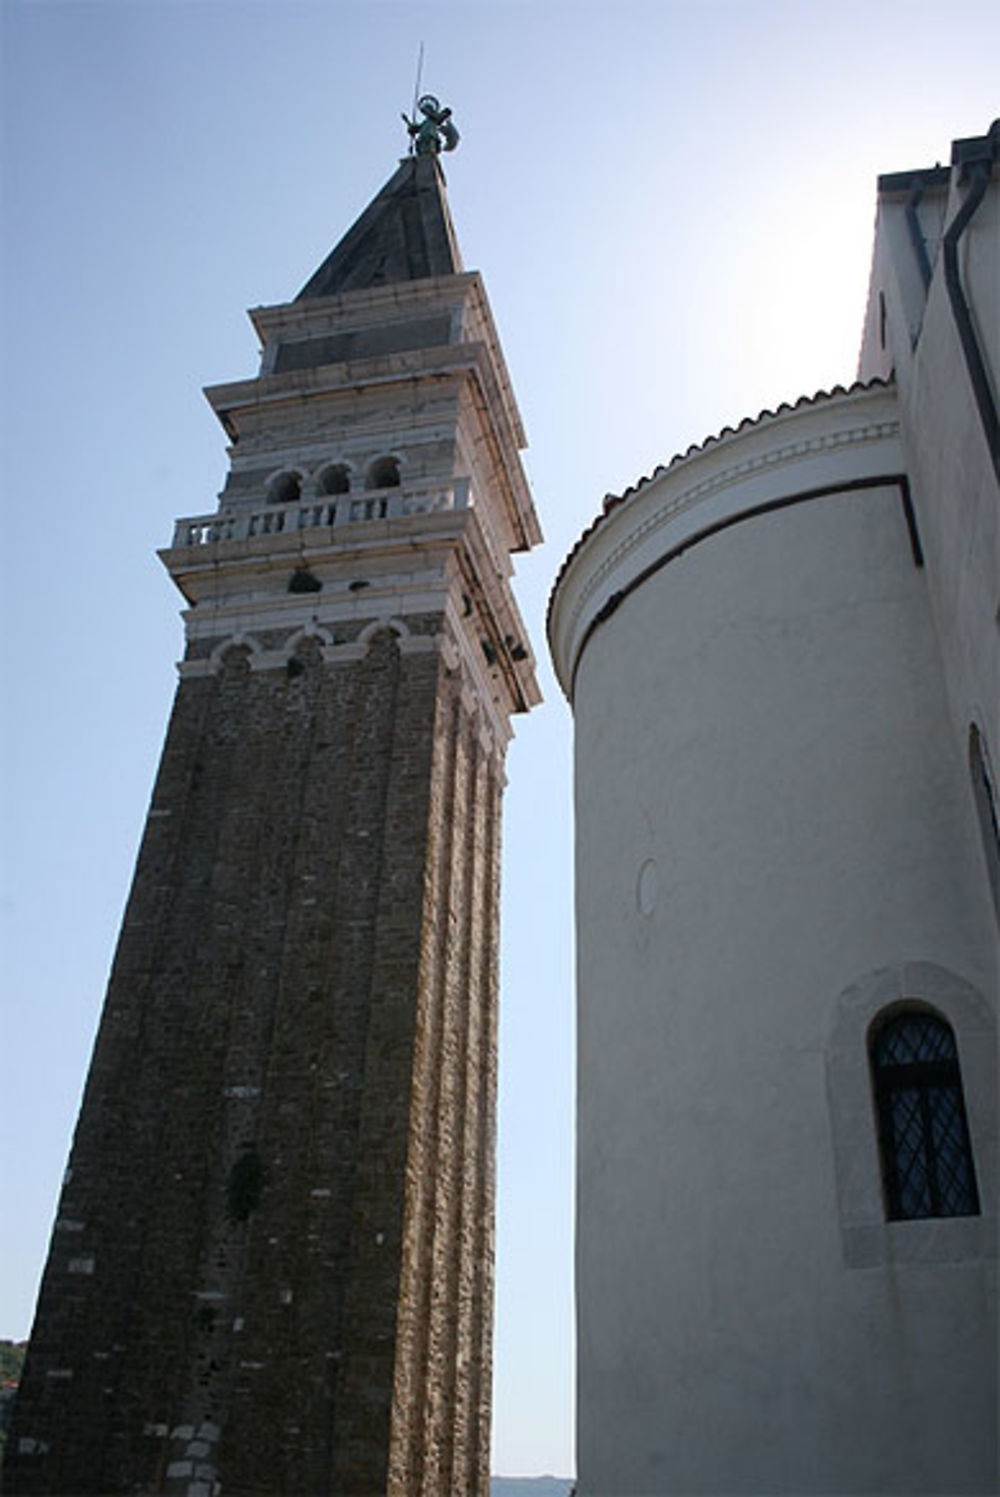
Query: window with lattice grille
[[870, 1009, 980, 1221]]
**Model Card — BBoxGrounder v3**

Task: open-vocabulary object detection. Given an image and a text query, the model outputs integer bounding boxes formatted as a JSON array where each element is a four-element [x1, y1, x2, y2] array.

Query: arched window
[[318, 463, 351, 496], [366, 455, 400, 490], [870, 1008, 980, 1221], [269, 471, 301, 505]]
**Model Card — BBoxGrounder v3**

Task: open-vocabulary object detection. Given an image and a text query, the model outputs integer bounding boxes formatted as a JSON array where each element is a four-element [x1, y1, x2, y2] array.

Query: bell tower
[[6, 125, 541, 1497]]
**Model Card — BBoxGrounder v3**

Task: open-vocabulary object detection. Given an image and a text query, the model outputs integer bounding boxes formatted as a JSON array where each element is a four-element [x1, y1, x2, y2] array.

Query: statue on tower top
[[403, 94, 460, 155]]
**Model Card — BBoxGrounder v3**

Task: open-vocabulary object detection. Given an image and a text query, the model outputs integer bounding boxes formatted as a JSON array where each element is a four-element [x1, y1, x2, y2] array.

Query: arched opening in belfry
[[318, 463, 351, 496], [269, 471, 302, 505], [366, 455, 400, 490]]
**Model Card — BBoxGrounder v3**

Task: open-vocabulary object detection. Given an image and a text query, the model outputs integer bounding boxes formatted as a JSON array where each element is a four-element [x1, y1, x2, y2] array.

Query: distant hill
[[491, 1480, 574, 1497], [0, 1371, 574, 1497]]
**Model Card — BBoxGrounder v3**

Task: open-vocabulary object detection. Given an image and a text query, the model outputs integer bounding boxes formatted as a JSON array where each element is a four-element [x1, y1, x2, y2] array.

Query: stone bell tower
[[5, 118, 541, 1497]]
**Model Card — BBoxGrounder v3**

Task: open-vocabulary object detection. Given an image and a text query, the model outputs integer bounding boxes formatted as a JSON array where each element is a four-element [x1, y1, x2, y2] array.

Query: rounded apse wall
[[550, 382, 998, 1495]]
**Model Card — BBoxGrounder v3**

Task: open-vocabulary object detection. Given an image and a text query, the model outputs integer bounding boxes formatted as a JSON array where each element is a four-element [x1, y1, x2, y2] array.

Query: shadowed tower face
[[6, 146, 541, 1497]]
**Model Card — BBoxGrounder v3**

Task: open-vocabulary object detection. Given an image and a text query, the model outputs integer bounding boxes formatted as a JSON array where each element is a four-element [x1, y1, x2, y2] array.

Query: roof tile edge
[[546, 375, 895, 651]]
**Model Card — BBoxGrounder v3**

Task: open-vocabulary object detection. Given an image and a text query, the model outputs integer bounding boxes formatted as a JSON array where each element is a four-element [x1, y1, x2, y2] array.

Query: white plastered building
[[549, 123, 999, 1495]]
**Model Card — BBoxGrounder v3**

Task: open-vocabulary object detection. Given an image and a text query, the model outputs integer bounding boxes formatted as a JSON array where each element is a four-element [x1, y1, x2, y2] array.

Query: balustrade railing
[[170, 478, 471, 550]]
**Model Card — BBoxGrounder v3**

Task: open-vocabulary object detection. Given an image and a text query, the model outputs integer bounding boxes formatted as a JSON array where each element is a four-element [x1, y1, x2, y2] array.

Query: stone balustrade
[[171, 477, 471, 549]]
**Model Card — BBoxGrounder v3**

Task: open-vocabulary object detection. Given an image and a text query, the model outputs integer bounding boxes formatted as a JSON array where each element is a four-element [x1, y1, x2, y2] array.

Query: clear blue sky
[[2, 0, 997, 1479]]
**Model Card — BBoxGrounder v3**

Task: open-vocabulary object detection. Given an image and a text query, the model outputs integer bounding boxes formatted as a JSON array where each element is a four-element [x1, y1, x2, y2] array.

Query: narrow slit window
[[870, 1008, 980, 1221]]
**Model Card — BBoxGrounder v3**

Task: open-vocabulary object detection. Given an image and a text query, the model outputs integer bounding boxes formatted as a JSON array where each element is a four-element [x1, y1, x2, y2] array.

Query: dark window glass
[[871, 1010, 979, 1221]]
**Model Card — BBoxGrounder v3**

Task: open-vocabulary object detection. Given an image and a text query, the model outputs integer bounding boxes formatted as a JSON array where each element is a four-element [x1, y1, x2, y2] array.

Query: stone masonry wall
[[6, 617, 503, 1497], [387, 677, 503, 1497]]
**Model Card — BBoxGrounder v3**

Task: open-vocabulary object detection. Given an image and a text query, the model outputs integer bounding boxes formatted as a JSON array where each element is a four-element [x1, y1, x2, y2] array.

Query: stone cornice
[[176, 600, 515, 755], [248, 273, 481, 344], [246, 271, 526, 450], [549, 384, 904, 699], [164, 501, 538, 721], [204, 338, 538, 554], [160, 504, 468, 601], [205, 342, 483, 418]]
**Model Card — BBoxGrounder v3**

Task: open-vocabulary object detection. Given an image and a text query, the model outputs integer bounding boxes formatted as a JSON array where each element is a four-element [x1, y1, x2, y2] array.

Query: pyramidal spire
[[296, 151, 464, 300]]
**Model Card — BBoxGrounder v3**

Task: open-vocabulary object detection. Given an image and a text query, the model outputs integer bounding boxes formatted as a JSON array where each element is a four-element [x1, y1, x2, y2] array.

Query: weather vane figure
[[403, 94, 460, 156]]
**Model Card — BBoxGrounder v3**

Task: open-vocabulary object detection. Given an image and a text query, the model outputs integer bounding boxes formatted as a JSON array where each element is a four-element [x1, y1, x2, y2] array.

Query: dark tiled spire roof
[[296, 154, 463, 300]]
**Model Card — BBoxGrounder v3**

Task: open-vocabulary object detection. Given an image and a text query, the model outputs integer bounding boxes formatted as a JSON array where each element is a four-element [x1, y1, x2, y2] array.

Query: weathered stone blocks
[[7, 626, 504, 1495]]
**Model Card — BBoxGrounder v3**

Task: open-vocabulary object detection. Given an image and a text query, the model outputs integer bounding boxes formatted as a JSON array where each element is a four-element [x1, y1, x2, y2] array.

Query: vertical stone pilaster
[[450, 726, 496, 1495], [417, 696, 474, 1495], [386, 667, 502, 1497], [387, 669, 461, 1496]]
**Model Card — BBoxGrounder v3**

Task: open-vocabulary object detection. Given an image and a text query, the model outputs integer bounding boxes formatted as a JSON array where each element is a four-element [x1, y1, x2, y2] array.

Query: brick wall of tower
[[386, 673, 504, 1497], [5, 616, 503, 1497]]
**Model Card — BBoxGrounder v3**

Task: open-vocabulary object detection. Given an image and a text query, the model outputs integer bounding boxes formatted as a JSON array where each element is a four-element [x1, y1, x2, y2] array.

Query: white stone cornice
[[206, 343, 482, 421], [161, 504, 467, 605], [549, 385, 904, 697], [246, 273, 483, 345], [248, 650, 289, 673], [172, 600, 513, 743], [570, 420, 901, 644], [214, 629, 262, 665], [162, 496, 538, 716], [177, 586, 449, 643], [395, 634, 439, 656], [247, 622, 334, 671], [177, 629, 265, 676], [202, 332, 539, 552], [356, 615, 410, 646], [319, 641, 368, 665], [177, 659, 216, 679]]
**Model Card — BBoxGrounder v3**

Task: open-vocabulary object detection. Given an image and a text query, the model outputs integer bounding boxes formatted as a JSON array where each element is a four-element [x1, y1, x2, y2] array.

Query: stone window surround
[[825, 961, 997, 1269]]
